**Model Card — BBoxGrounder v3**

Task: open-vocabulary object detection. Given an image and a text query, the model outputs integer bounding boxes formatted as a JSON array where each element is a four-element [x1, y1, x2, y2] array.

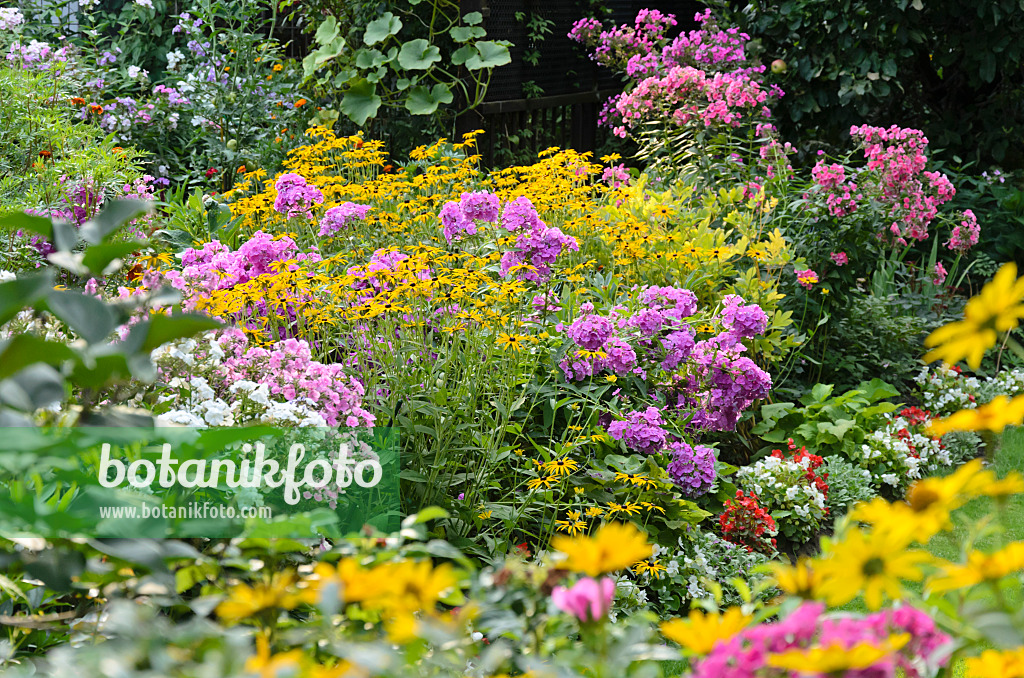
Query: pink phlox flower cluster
[[551, 577, 615, 622], [850, 125, 961, 245], [273, 173, 324, 219], [165, 231, 320, 306], [211, 329, 376, 428], [946, 209, 980, 253], [319, 202, 372, 237], [347, 248, 429, 296]]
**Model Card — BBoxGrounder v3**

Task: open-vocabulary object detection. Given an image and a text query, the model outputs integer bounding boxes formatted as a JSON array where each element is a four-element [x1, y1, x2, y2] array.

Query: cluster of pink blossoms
[[693, 602, 949, 678], [273, 173, 324, 219], [852, 126, 959, 246], [164, 231, 321, 308], [612, 65, 775, 138]]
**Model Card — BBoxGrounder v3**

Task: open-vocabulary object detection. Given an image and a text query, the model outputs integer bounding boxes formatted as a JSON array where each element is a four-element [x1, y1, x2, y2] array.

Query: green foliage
[[0, 200, 220, 425], [715, 0, 1024, 168], [300, 0, 510, 128], [0, 67, 141, 213], [751, 379, 901, 457], [820, 455, 876, 518], [813, 288, 946, 393]]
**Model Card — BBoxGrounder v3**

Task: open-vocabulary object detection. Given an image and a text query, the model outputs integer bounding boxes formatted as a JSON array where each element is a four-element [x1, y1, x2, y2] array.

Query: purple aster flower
[[607, 406, 668, 455]]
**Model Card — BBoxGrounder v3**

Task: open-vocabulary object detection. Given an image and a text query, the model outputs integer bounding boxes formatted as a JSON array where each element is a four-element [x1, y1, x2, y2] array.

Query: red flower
[[205, 168, 218, 178]]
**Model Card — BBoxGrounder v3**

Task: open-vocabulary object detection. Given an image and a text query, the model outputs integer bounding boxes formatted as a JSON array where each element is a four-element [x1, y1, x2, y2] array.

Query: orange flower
[[89, 104, 103, 114], [70, 97, 86, 105], [38, 150, 52, 159], [238, 165, 247, 173], [112, 146, 124, 153], [273, 64, 283, 72], [294, 99, 307, 108]]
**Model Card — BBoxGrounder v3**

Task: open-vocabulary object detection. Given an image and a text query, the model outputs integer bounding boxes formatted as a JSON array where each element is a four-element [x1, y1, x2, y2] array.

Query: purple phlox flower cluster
[[693, 602, 950, 678], [602, 336, 638, 374], [567, 314, 615, 350], [319, 202, 372, 237], [274, 173, 324, 219], [689, 347, 772, 432], [666, 440, 716, 497], [499, 223, 579, 283], [639, 285, 698, 322], [460, 191, 500, 222], [438, 191, 500, 242], [439, 200, 477, 242], [530, 291, 562, 314], [500, 196, 544, 232], [830, 251, 849, 266], [47, 179, 104, 227], [660, 327, 696, 370], [607, 406, 668, 455], [719, 294, 768, 341]]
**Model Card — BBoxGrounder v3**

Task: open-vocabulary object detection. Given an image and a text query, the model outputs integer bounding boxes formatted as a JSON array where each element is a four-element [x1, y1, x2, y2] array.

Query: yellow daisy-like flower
[[660, 607, 752, 655], [527, 475, 559, 490], [965, 648, 1024, 677], [585, 506, 604, 518], [769, 559, 817, 598], [555, 510, 586, 536], [850, 495, 951, 544], [217, 572, 304, 623], [766, 635, 910, 673], [551, 522, 652, 576], [924, 262, 1024, 368], [813, 527, 930, 610], [928, 542, 1024, 593], [633, 558, 667, 579], [542, 457, 579, 477], [496, 332, 530, 352], [927, 394, 1024, 436], [614, 472, 657, 489]]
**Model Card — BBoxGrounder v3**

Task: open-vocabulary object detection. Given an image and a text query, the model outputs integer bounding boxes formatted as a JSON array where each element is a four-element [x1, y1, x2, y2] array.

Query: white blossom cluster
[[736, 454, 828, 543], [916, 364, 1024, 418], [151, 336, 328, 428]]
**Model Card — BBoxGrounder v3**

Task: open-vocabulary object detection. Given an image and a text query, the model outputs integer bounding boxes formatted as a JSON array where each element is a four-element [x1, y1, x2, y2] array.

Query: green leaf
[[405, 83, 453, 115], [800, 383, 834, 406], [450, 25, 486, 42], [79, 199, 152, 245], [463, 11, 483, 25], [397, 39, 442, 70], [364, 12, 402, 45], [0, 272, 53, 326], [451, 45, 476, 66], [0, 335, 77, 380], [314, 15, 339, 45], [136, 313, 222, 353], [0, 211, 53, 240], [81, 240, 147, 276], [465, 41, 511, 70], [46, 290, 120, 344], [818, 419, 858, 439], [340, 79, 382, 125]]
